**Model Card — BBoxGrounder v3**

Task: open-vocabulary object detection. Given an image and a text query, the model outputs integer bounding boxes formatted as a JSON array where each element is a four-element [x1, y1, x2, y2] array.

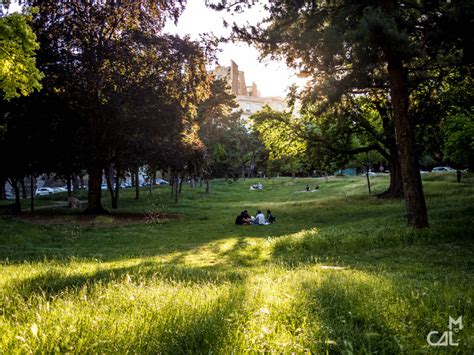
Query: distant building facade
[[213, 60, 287, 120]]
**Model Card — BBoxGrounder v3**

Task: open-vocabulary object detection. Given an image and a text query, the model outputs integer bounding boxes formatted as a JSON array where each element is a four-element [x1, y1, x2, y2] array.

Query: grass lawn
[[1, 174, 473, 353]]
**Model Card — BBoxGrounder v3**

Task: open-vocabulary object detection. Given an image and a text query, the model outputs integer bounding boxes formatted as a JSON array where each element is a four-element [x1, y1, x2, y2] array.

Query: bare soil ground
[[15, 211, 180, 228]]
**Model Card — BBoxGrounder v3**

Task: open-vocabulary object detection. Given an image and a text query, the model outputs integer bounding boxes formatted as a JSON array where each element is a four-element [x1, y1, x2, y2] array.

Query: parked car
[[155, 178, 169, 185], [432, 166, 455, 173], [52, 186, 67, 193], [360, 171, 377, 177], [420, 170, 429, 174], [36, 187, 54, 196]]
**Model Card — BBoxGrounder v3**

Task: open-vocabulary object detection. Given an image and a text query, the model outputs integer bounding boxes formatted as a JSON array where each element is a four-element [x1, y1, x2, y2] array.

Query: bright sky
[[6, 1, 302, 97], [164, 1, 302, 98]]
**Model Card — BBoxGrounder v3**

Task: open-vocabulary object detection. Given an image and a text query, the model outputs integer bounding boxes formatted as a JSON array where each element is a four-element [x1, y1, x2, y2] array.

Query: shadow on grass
[[6, 260, 245, 301], [301, 271, 410, 353], [299, 268, 473, 353]]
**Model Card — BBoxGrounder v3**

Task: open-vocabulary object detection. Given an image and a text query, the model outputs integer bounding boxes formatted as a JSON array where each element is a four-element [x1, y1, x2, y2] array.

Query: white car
[[36, 187, 54, 196], [432, 166, 455, 173], [52, 186, 67, 193], [361, 171, 377, 177]]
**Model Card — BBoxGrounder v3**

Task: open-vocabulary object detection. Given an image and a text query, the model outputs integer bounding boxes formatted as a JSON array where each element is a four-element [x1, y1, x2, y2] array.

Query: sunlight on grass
[[1, 176, 473, 352]]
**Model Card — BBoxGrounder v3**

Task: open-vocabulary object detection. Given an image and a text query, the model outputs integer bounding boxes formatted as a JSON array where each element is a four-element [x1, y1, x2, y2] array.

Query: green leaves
[[442, 113, 474, 168], [0, 11, 43, 100]]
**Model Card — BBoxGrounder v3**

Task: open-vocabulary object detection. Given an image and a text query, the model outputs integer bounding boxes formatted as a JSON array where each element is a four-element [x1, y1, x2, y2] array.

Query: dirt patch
[[15, 211, 180, 228]]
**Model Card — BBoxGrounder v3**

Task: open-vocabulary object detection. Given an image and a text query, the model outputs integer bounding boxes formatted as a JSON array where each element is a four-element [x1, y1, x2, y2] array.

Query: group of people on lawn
[[235, 209, 275, 225]]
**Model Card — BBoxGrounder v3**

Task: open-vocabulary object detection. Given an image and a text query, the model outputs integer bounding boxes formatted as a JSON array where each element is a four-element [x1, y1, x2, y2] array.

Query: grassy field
[[0, 174, 473, 353]]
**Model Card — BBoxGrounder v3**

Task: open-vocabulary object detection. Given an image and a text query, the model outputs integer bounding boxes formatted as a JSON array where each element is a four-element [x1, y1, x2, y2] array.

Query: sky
[[6, 1, 303, 98], [164, 1, 303, 98]]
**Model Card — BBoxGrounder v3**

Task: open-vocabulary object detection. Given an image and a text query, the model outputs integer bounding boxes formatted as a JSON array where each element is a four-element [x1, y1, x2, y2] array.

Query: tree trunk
[[174, 175, 179, 203], [112, 178, 119, 209], [365, 167, 371, 194], [85, 167, 107, 214], [30, 175, 34, 213], [20, 179, 27, 199], [105, 165, 120, 209], [387, 57, 428, 228], [205, 179, 210, 194], [170, 174, 175, 198], [67, 176, 72, 198], [10, 179, 21, 214], [179, 174, 184, 194], [377, 144, 403, 198], [387, 146, 403, 197], [134, 169, 140, 200], [0, 176, 6, 200]]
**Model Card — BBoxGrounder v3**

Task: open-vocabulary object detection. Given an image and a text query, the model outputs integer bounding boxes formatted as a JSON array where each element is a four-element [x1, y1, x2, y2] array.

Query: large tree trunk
[[377, 143, 403, 198], [85, 167, 107, 214], [386, 145, 403, 197], [387, 58, 428, 228]]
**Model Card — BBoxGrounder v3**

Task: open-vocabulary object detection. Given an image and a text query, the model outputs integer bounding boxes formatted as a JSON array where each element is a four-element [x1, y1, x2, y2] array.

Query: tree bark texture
[[387, 58, 428, 228], [85, 167, 107, 214]]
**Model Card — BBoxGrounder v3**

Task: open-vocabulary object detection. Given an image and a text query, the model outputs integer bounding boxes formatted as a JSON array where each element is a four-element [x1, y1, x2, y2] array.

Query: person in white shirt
[[252, 210, 266, 225]]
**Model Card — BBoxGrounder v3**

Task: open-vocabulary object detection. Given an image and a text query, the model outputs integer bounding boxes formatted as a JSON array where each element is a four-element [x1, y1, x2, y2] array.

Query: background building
[[213, 60, 287, 120]]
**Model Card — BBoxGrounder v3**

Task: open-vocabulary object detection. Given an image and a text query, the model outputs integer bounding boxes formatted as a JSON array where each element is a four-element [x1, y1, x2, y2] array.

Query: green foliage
[[0, 176, 473, 352], [198, 79, 266, 178], [442, 112, 474, 168], [252, 106, 306, 160], [0, 11, 43, 100]]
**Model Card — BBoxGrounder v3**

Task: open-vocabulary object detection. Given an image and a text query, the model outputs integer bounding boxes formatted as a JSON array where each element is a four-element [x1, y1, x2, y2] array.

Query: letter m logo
[[449, 316, 463, 330]]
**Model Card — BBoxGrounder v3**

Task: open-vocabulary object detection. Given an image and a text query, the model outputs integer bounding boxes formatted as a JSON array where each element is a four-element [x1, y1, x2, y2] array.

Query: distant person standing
[[456, 169, 461, 183]]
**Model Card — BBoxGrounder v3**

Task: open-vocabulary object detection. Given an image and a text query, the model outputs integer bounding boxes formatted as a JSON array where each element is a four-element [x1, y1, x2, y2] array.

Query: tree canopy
[[0, 10, 43, 100]]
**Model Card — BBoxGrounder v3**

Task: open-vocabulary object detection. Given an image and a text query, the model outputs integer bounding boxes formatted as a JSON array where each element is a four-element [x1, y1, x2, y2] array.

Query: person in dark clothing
[[236, 210, 252, 225], [235, 214, 244, 225], [266, 210, 275, 223]]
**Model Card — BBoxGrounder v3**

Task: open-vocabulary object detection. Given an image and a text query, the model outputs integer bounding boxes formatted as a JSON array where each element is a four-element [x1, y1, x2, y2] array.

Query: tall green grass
[[0, 175, 473, 353]]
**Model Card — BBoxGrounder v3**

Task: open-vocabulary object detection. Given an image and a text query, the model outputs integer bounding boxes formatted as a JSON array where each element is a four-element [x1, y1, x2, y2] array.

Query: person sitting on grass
[[266, 210, 275, 224], [252, 210, 266, 225], [235, 210, 252, 225]]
